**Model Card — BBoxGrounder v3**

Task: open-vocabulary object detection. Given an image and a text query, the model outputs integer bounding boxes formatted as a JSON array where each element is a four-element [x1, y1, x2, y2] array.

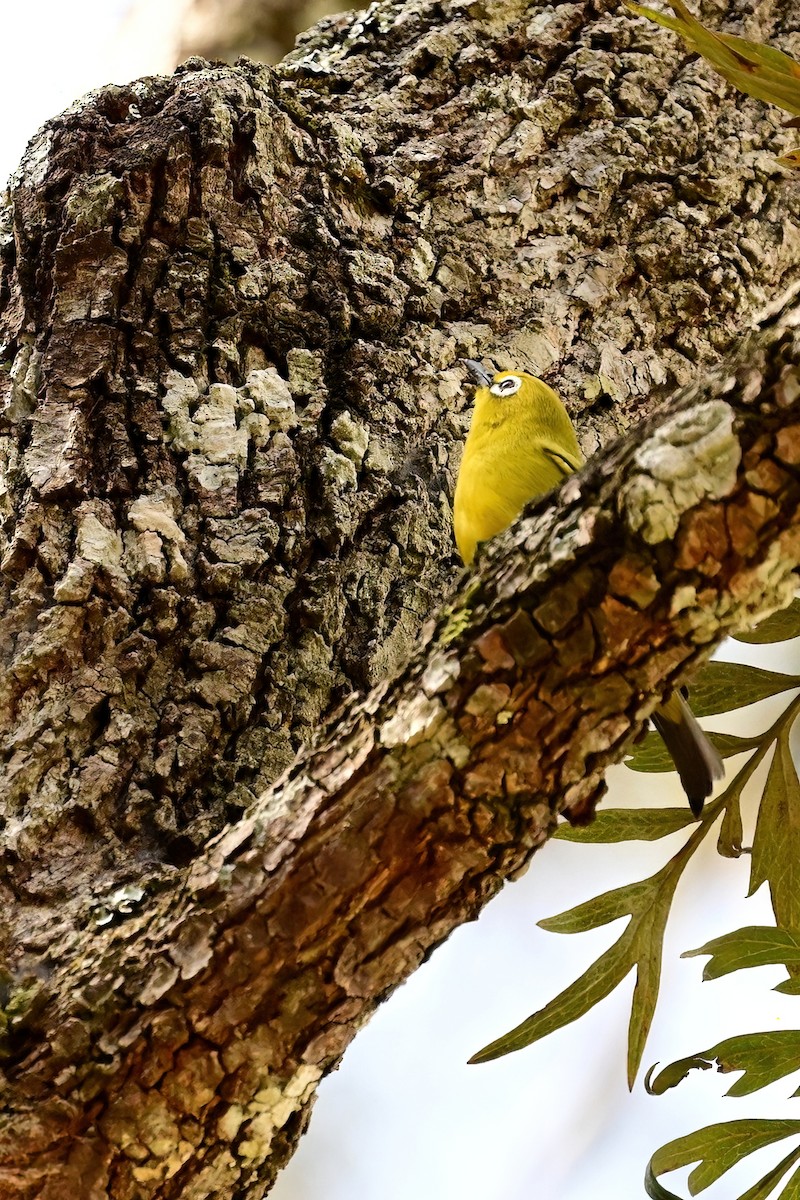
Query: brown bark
[[1, 0, 800, 1195]]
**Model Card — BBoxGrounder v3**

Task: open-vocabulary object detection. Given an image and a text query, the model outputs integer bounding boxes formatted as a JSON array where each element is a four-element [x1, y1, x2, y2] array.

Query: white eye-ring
[[490, 374, 522, 397]]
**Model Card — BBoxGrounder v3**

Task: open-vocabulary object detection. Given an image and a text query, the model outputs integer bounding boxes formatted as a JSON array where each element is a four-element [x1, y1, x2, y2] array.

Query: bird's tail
[[651, 691, 724, 817]]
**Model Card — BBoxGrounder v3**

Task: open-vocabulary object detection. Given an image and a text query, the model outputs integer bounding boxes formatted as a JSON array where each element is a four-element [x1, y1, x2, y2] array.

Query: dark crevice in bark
[[1, 0, 800, 1192]]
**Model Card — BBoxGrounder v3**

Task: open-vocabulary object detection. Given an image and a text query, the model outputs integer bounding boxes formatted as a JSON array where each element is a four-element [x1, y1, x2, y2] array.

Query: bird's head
[[461, 359, 532, 402]]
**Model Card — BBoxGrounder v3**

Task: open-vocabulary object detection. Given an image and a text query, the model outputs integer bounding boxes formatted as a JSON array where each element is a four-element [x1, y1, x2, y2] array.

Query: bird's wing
[[540, 440, 582, 480]]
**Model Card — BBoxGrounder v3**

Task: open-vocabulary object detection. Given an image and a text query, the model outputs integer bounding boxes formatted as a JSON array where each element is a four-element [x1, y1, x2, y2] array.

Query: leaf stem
[[698, 687, 800, 838]]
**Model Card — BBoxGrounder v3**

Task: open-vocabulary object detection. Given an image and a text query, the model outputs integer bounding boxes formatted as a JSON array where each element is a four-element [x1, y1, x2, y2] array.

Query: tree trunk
[[1, 0, 800, 1194]]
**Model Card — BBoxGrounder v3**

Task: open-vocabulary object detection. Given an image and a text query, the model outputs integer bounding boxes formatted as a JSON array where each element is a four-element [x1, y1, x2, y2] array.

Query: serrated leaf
[[468, 931, 635, 1064], [734, 600, 800, 645], [684, 927, 800, 980], [646, 1120, 800, 1197], [750, 730, 800, 933], [626, 728, 758, 773], [688, 662, 800, 718], [555, 807, 696, 842], [647, 1032, 800, 1099]]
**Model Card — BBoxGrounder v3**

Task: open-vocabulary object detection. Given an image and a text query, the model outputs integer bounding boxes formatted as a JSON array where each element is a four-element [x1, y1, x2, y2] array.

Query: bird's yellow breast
[[453, 374, 582, 565]]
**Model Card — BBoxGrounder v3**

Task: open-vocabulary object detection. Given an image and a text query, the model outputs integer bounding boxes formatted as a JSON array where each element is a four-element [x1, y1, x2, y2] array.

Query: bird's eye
[[490, 375, 522, 397]]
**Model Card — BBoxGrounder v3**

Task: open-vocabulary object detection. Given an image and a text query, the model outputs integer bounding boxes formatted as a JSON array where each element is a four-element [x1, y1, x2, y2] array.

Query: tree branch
[[4, 295, 800, 1197], [2, 0, 800, 1194]]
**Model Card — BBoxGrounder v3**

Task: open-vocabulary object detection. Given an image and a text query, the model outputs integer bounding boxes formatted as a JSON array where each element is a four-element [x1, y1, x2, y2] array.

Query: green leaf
[[555, 807, 696, 842], [776, 978, 800, 996], [750, 730, 800, 933], [626, 730, 679, 773], [538, 880, 649, 934], [719, 1033, 800, 1098], [733, 600, 800, 645], [644, 1168, 683, 1200], [468, 931, 635, 1064], [777, 1160, 800, 1199], [710, 731, 764, 758], [646, 1120, 800, 1197], [684, 927, 800, 980], [626, 728, 758, 773], [646, 1054, 714, 1096], [472, 669, 800, 1084], [647, 1032, 800, 1099], [688, 663, 800, 718], [739, 1146, 800, 1200], [625, 1, 800, 118], [629, 881, 673, 1088], [718, 791, 744, 858], [625, 0, 800, 170], [476, 843, 698, 1079]]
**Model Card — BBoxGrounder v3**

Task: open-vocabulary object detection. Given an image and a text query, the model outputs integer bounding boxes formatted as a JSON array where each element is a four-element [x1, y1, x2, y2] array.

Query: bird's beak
[[461, 359, 495, 388]]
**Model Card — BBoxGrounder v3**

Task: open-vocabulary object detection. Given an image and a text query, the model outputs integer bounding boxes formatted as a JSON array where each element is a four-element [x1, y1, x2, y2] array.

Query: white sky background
[[3, 6, 800, 1199], [3, 2, 128, 187]]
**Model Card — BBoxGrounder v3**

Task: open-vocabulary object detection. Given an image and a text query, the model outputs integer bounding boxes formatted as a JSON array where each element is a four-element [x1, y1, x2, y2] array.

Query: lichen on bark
[[1, 0, 800, 1194]]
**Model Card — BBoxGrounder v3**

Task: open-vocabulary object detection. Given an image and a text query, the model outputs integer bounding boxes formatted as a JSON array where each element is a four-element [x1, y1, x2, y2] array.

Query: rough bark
[[1, 0, 800, 1195]]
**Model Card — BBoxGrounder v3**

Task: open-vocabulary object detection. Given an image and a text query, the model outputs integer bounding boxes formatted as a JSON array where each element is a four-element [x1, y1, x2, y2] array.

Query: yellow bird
[[454, 359, 723, 816]]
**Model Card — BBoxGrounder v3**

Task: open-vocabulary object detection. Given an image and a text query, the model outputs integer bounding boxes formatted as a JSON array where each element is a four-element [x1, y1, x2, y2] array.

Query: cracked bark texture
[[1, 0, 800, 1194]]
